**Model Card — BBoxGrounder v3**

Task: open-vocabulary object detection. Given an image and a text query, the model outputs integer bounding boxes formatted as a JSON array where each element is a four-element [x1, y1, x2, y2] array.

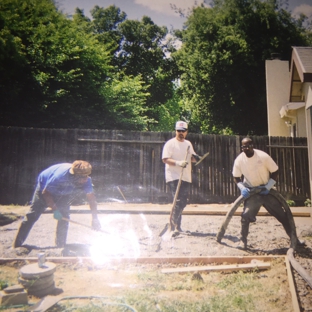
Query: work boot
[[297, 239, 306, 246], [172, 230, 180, 238]]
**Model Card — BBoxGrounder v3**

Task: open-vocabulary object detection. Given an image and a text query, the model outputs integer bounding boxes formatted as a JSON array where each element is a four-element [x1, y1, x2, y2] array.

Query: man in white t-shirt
[[162, 121, 199, 234], [233, 137, 297, 249]]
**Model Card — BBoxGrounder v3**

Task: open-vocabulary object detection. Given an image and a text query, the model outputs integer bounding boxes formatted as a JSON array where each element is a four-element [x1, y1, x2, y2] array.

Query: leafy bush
[[286, 200, 296, 207], [0, 280, 8, 290]]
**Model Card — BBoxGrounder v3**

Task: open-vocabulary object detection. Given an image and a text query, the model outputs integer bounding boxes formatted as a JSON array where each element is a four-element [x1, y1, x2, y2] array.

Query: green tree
[[103, 74, 152, 130], [87, 8, 180, 129], [0, 0, 45, 126], [117, 16, 179, 125], [29, 17, 112, 128], [90, 5, 126, 57], [0, 0, 114, 128], [0, 0, 157, 130], [174, 0, 310, 134], [72, 8, 94, 33], [148, 84, 183, 131]]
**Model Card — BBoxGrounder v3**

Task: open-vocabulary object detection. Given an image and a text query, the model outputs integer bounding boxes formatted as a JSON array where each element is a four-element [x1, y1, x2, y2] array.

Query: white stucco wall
[[305, 84, 312, 200], [265, 60, 290, 136], [304, 84, 312, 109], [296, 107, 307, 137]]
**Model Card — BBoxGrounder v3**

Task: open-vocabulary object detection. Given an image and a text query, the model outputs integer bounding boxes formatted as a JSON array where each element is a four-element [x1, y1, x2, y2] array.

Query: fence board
[[0, 127, 309, 205]]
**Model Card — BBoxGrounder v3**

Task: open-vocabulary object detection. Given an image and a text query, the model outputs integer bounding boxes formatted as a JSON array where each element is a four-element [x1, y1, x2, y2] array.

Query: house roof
[[290, 47, 312, 102], [292, 47, 312, 82]]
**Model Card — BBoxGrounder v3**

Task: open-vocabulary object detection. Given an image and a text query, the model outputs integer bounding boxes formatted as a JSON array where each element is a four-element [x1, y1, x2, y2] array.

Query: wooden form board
[[43, 210, 312, 217], [285, 256, 301, 312], [0, 255, 279, 265], [0, 255, 300, 310], [161, 261, 270, 274]]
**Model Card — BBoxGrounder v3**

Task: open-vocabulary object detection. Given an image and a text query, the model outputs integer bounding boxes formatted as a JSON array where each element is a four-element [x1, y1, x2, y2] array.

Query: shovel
[[159, 146, 190, 239], [62, 217, 133, 242], [62, 217, 111, 234], [159, 148, 209, 239]]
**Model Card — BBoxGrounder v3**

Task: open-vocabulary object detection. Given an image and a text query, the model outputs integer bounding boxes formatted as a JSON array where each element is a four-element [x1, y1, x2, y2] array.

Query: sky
[[57, 0, 312, 30]]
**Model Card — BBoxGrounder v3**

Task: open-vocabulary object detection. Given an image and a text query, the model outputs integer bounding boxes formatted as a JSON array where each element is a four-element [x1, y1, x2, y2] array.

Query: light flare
[[139, 213, 153, 238], [89, 230, 141, 265]]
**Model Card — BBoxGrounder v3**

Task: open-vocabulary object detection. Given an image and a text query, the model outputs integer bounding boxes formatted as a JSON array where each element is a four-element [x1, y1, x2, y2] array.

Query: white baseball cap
[[175, 121, 188, 130]]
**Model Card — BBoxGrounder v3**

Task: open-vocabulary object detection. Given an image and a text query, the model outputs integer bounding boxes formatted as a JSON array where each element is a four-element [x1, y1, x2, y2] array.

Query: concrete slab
[[22, 276, 55, 293], [19, 262, 56, 279], [18, 273, 54, 288], [27, 281, 55, 297], [0, 289, 28, 306], [29, 295, 63, 312], [3, 284, 24, 294]]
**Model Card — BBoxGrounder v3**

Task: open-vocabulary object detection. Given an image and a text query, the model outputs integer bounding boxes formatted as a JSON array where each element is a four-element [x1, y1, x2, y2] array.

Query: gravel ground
[[1, 204, 312, 311]]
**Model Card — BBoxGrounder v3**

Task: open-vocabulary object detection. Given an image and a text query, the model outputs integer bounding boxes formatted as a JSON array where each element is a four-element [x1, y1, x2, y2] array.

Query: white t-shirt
[[162, 138, 195, 183], [232, 149, 278, 187]]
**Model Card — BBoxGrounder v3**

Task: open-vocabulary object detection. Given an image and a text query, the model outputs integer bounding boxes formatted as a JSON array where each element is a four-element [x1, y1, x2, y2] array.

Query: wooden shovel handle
[[169, 146, 190, 229]]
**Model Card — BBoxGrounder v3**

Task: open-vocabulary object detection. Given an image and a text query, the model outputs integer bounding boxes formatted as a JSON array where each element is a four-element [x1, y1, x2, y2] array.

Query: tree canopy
[[173, 0, 310, 134], [1, 0, 311, 133], [0, 0, 112, 128], [88, 8, 179, 126]]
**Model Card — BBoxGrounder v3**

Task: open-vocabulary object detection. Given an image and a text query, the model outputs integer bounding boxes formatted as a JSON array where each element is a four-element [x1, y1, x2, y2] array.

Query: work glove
[[53, 210, 63, 221], [175, 160, 188, 168], [192, 154, 202, 162], [237, 182, 250, 199], [92, 218, 101, 231], [259, 178, 276, 195]]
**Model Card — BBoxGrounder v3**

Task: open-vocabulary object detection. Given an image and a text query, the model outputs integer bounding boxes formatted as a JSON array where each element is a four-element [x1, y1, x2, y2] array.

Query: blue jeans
[[13, 184, 83, 247]]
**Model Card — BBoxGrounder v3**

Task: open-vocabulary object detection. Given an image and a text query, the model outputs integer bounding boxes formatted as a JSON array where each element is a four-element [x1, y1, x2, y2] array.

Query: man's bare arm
[[233, 177, 242, 184], [271, 170, 279, 182]]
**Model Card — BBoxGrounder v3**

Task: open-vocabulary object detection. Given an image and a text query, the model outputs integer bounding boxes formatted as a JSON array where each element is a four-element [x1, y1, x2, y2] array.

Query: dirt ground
[[1, 203, 312, 311]]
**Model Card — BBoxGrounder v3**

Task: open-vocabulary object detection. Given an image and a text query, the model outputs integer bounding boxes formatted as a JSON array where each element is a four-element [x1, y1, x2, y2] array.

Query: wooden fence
[[0, 127, 309, 205]]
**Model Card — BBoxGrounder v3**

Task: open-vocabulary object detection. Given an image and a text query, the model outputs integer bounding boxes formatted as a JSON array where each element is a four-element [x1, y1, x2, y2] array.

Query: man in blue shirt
[[13, 160, 101, 248]]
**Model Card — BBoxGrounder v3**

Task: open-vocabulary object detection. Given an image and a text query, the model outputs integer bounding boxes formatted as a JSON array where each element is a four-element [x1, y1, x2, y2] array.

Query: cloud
[[292, 4, 312, 17], [134, 0, 207, 17]]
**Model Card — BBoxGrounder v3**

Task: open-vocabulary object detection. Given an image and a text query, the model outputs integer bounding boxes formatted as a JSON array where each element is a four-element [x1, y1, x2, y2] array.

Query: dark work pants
[[13, 184, 79, 248], [167, 180, 190, 231], [241, 193, 293, 244]]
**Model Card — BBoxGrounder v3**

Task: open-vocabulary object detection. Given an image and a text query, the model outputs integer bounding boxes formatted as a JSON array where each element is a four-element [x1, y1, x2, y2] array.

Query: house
[[265, 46, 312, 200]]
